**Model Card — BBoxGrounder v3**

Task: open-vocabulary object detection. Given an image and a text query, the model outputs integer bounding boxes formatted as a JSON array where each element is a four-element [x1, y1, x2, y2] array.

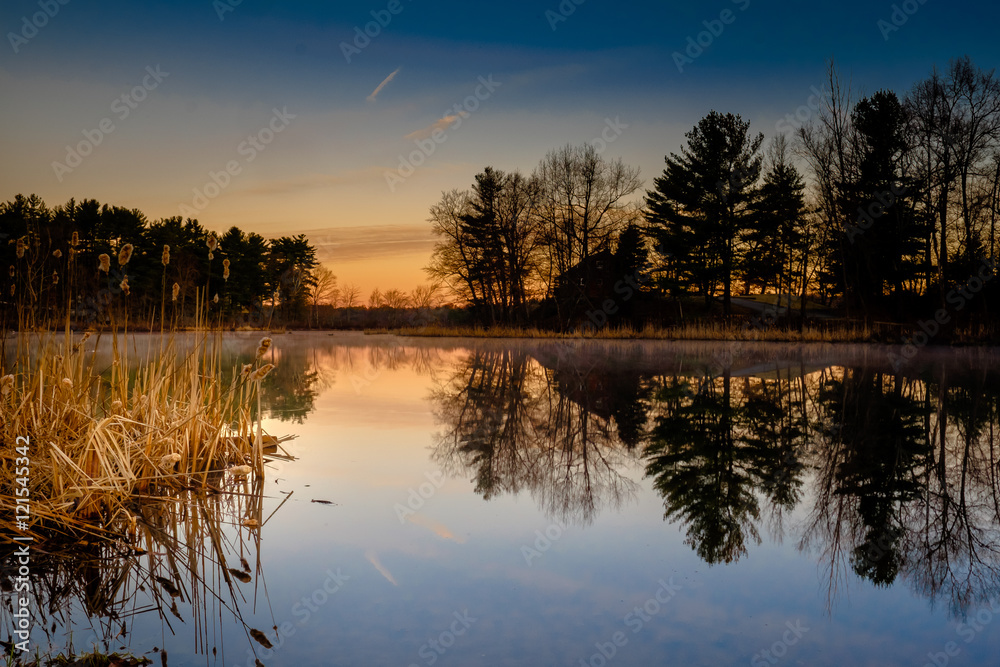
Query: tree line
[[427, 56, 1000, 328], [0, 194, 320, 328], [1, 193, 458, 330]]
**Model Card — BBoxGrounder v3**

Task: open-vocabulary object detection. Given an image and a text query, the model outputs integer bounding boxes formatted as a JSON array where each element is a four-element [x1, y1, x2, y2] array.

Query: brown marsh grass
[[391, 320, 1000, 344], [389, 321, 878, 342], [0, 328, 287, 544]]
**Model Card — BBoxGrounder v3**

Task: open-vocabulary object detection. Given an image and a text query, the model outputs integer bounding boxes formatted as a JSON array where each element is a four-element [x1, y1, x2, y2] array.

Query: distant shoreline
[[366, 322, 1000, 346], [7, 321, 999, 346]]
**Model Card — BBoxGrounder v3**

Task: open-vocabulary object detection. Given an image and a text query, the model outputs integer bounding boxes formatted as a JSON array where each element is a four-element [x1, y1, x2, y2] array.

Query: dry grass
[[0, 329, 286, 544], [389, 321, 880, 342]]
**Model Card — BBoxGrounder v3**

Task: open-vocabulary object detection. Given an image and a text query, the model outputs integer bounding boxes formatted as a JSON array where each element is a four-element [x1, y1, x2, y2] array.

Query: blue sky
[[2, 0, 997, 291]]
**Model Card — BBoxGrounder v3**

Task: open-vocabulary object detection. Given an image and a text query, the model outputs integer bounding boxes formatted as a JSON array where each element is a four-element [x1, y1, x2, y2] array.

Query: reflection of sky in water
[[11, 333, 1000, 666]]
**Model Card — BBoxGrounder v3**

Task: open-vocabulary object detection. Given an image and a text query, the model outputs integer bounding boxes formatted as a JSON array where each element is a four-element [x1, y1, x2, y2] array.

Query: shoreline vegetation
[[377, 320, 999, 345], [1, 328, 286, 544]]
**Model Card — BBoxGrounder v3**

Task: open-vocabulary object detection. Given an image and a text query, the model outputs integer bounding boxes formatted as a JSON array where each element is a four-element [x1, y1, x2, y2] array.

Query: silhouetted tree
[[645, 111, 763, 315]]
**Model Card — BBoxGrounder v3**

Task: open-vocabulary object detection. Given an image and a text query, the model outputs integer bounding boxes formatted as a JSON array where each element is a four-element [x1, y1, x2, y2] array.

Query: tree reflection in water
[[430, 346, 646, 526], [425, 342, 1000, 616]]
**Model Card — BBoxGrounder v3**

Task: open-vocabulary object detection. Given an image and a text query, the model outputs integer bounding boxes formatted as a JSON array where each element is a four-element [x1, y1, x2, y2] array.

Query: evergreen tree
[[645, 111, 763, 315], [743, 136, 807, 305]]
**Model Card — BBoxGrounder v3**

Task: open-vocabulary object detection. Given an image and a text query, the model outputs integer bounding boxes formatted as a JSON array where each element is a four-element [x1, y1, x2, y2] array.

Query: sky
[[2, 0, 999, 295]]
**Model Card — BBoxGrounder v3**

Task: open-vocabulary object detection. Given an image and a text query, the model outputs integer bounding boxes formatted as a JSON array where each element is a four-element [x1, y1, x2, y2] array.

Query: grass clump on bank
[[0, 329, 284, 543]]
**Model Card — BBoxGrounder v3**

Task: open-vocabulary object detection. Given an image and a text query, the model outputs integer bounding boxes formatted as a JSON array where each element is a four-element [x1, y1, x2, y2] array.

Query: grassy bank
[[386, 320, 1000, 344]]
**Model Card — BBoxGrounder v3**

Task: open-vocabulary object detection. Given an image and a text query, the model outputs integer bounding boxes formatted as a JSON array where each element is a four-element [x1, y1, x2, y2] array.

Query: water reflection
[[429, 347, 641, 527], [421, 340, 1000, 615], [1, 474, 277, 664], [6, 335, 1000, 664]]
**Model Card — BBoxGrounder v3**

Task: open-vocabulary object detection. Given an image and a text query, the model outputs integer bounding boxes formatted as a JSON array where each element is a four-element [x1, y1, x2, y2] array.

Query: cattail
[[213, 293, 219, 304], [120, 275, 130, 296], [53, 249, 62, 259], [0, 374, 13, 397], [111, 399, 123, 411], [60, 377, 73, 393], [162, 244, 170, 266], [16, 238, 25, 259], [172, 282, 180, 302], [240, 363, 253, 377], [207, 234, 218, 252], [71, 231, 79, 246], [250, 363, 274, 381], [255, 337, 272, 360], [223, 258, 230, 281], [98, 254, 111, 272], [73, 331, 92, 353], [118, 243, 133, 266], [229, 465, 253, 477], [52, 270, 59, 285], [160, 453, 182, 468], [241, 518, 260, 528]]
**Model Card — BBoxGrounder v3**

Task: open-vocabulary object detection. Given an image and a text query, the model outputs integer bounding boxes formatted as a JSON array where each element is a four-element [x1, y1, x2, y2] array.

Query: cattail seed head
[[71, 231, 79, 246], [73, 331, 92, 352], [229, 465, 253, 477], [0, 374, 13, 396], [52, 270, 59, 285], [255, 337, 272, 360], [118, 243, 133, 266], [16, 239, 25, 259], [53, 249, 62, 259], [60, 377, 73, 392], [120, 275, 130, 296], [240, 363, 253, 377], [213, 293, 219, 304], [172, 282, 180, 302], [223, 258, 230, 281], [207, 235, 218, 252], [98, 254, 111, 272], [250, 363, 274, 381], [160, 453, 182, 468], [162, 244, 170, 266]]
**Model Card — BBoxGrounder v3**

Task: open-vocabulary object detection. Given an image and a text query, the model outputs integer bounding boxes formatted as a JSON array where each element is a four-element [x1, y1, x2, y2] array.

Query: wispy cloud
[[366, 67, 401, 102], [364, 550, 399, 586], [403, 113, 467, 141]]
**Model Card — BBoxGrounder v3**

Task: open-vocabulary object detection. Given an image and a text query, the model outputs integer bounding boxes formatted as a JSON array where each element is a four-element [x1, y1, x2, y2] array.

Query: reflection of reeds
[[1, 472, 287, 665]]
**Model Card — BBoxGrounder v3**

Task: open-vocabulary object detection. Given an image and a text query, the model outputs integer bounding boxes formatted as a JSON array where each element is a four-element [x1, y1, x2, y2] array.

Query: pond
[[4, 332, 1000, 666]]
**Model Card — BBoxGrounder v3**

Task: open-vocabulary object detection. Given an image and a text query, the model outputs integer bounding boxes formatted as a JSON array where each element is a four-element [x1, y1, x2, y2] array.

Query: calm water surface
[[6, 333, 1000, 666]]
